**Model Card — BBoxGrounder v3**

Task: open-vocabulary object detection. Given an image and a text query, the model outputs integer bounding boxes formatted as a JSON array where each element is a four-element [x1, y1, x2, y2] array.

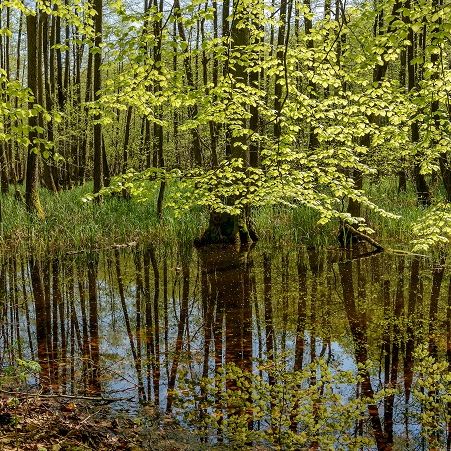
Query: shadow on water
[[2, 244, 451, 448]]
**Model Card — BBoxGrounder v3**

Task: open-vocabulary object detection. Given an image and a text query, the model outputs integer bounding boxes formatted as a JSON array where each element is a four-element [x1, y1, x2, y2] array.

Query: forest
[[0, 0, 450, 250], [1, 0, 451, 448]]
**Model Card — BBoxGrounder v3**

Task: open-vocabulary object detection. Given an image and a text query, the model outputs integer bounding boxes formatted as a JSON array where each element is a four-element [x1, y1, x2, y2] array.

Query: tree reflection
[[2, 246, 451, 447]]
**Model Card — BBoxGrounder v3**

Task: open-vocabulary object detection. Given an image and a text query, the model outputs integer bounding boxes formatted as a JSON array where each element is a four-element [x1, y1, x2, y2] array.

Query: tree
[[92, 0, 104, 196], [4, 0, 451, 250], [25, 11, 44, 218]]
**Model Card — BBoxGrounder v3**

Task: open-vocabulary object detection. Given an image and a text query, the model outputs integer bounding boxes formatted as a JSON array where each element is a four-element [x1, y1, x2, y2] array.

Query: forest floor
[[0, 177, 432, 255], [0, 392, 216, 451], [0, 182, 205, 255]]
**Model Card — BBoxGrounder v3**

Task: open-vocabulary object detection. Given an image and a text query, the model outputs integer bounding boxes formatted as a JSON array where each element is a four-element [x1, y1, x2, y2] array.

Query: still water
[[1, 244, 450, 449]]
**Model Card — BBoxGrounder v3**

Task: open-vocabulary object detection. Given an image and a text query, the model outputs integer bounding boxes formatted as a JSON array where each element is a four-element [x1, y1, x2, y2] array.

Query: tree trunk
[[197, 0, 258, 245], [0, 8, 10, 194], [196, 211, 257, 246], [431, 0, 451, 201], [407, 0, 430, 206], [79, 51, 92, 185], [173, 0, 202, 166], [304, 0, 319, 150], [398, 22, 407, 193], [25, 13, 44, 218], [41, 13, 58, 192], [92, 0, 104, 196], [274, 0, 288, 140]]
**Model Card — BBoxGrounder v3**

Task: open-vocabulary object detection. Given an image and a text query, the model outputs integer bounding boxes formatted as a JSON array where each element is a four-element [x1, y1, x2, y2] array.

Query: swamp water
[[0, 244, 450, 449]]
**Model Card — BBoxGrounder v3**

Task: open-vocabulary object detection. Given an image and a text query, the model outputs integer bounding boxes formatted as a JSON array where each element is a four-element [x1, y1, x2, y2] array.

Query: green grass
[[0, 177, 435, 255], [0, 182, 207, 255], [255, 176, 441, 251], [365, 176, 427, 247], [252, 205, 337, 249]]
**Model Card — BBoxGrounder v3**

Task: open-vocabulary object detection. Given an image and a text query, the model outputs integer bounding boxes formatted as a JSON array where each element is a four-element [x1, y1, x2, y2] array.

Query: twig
[[64, 241, 138, 256]]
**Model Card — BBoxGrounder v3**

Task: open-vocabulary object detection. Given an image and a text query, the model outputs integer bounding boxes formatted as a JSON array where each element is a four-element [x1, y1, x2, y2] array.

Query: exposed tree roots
[[195, 211, 258, 246]]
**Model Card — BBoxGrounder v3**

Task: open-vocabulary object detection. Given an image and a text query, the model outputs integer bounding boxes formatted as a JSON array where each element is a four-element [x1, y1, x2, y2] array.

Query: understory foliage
[[412, 344, 451, 449], [0, 359, 41, 390], [412, 203, 451, 251], [94, 0, 451, 239]]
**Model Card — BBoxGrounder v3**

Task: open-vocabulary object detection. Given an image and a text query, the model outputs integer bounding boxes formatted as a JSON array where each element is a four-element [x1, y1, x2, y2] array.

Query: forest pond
[[1, 244, 450, 449]]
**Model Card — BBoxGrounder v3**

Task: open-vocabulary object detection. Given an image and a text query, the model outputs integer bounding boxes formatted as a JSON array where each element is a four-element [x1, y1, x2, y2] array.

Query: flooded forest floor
[[0, 178, 425, 254], [1, 178, 448, 450]]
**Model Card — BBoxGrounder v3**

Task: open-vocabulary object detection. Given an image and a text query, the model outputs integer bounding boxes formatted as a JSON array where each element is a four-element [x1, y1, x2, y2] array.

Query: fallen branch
[[65, 241, 138, 256], [0, 389, 133, 403], [343, 223, 384, 251], [388, 248, 429, 258]]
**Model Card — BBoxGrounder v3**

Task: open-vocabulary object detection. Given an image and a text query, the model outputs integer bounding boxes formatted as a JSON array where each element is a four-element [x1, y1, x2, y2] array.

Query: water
[[0, 244, 450, 449]]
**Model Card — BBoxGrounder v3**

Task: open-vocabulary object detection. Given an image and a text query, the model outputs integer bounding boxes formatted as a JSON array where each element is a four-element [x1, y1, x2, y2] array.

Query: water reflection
[[1, 245, 451, 448]]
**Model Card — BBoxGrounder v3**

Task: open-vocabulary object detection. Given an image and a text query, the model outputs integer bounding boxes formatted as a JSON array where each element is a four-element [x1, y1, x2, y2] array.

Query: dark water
[[1, 244, 451, 449]]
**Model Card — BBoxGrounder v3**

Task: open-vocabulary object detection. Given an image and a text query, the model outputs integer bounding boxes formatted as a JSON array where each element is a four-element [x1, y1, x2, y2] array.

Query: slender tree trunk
[[122, 106, 133, 174], [79, 51, 92, 185], [304, 0, 319, 150], [41, 13, 58, 192], [152, 0, 166, 217], [398, 18, 408, 193], [25, 13, 44, 218], [173, 0, 202, 166], [407, 0, 430, 205], [0, 8, 10, 194], [200, 8, 218, 167], [274, 0, 288, 141], [93, 0, 104, 195], [430, 0, 451, 201]]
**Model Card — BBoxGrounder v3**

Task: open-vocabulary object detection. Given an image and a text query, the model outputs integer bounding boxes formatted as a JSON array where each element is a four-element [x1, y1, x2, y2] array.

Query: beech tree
[[25, 10, 44, 217], [92, 0, 103, 195], [2, 0, 451, 248]]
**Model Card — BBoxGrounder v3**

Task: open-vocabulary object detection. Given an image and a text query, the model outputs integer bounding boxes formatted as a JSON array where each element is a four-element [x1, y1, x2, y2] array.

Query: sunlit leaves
[[29, 0, 451, 249], [412, 344, 451, 449], [174, 358, 381, 449], [411, 204, 451, 252]]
